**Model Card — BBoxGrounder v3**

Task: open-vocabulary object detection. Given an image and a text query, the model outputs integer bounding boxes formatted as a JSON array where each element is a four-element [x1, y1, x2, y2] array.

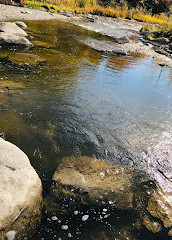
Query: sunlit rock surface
[[15, 21, 27, 30], [0, 138, 42, 239], [0, 22, 32, 49], [52, 156, 133, 210], [141, 132, 172, 236], [0, 22, 27, 37]]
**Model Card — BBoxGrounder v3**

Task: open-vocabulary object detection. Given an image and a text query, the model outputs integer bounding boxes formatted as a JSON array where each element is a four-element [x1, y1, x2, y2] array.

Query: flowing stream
[[0, 19, 172, 240]]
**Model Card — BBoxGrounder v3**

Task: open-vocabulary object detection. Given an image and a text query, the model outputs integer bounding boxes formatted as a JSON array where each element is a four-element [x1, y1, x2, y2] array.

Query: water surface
[[0, 20, 172, 240]]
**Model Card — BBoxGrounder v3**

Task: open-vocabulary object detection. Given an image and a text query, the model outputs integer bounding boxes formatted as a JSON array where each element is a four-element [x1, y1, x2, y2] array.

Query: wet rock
[[15, 21, 27, 30], [141, 132, 172, 236], [152, 37, 169, 45], [116, 36, 130, 44], [0, 22, 27, 37], [145, 188, 172, 236], [0, 53, 45, 70], [52, 156, 133, 210], [0, 138, 42, 239], [0, 32, 33, 49], [143, 215, 162, 233]]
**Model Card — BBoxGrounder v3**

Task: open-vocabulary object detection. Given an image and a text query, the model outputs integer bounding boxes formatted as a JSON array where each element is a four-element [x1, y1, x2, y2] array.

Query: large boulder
[[0, 22, 32, 49], [52, 156, 133, 210], [0, 138, 42, 239], [0, 32, 33, 49], [0, 22, 27, 37]]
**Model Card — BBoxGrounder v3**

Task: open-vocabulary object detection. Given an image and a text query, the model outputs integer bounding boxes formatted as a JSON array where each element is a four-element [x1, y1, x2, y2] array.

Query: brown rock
[[143, 215, 162, 233], [52, 156, 133, 210], [147, 188, 172, 229]]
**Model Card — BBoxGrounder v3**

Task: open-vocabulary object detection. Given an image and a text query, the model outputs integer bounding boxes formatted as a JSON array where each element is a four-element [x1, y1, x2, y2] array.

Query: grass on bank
[[25, 0, 172, 38]]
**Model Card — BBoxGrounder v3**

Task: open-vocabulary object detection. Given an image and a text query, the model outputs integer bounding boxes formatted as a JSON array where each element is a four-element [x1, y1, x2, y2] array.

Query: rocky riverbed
[[0, 4, 172, 66], [0, 4, 172, 240]]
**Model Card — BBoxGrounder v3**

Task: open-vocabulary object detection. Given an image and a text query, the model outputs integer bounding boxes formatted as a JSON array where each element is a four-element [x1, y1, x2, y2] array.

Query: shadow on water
[[0, 20, 172, 239]]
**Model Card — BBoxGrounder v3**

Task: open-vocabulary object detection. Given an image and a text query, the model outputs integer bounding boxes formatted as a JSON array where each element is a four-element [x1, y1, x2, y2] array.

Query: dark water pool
[[0, 20, 172, 240]]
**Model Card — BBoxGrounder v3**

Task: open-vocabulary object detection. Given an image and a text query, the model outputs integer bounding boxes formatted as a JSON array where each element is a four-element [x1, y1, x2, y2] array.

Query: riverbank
[[0, 4, 172, 67]]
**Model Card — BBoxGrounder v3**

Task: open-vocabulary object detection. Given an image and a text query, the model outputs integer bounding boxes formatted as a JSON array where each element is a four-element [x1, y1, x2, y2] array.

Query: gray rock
[[52, 156, 133, 210], [86, 16, 95, 23], [0, 0, 15, 5], [0, 138, 42, 239], [116, 36, 130, 44], [0, 32, 33, 48], [15, 21, 28, 30], [57, 10, 73, 17], [141, 132, 172, 236], [0, 22, 27, 36]]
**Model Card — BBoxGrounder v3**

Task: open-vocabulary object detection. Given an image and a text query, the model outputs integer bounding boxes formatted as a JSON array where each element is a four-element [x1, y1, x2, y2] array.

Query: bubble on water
[[61, 225, 68, 230], [68, 233, 72, 237], [6, 231, 16, 240], [52, 216, 58, 221], [74, 210, 79, 215], [82, 215, 89, 221]]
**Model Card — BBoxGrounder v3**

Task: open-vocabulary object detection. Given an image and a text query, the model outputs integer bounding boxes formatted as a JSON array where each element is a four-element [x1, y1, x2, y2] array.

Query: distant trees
[[99, 0, 172, 13]]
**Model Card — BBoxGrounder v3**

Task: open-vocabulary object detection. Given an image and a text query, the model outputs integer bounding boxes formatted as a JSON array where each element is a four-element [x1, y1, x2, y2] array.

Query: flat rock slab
[[82, 39, 127, 56], [0, 22, 28, 36], [75, 17, 142, 39], [52, 156, 133, 210], [0, 138, 42, 239]]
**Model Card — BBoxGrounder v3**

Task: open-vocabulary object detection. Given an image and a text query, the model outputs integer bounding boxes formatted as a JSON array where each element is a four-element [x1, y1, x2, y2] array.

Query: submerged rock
[[0, 53, 45, 70], [0, 80, 26, 91], [143, 214, 162, 233], [52, 156, 133, 210], [0, 138, 42, 239], [145, 188, 172, 236]]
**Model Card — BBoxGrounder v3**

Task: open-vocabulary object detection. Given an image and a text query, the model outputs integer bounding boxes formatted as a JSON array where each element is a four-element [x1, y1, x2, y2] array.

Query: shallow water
[[0, 20, 172, 240]]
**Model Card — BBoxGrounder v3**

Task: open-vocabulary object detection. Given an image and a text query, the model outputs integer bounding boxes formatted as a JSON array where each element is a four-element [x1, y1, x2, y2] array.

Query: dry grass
[[26, 0, 170, 33]]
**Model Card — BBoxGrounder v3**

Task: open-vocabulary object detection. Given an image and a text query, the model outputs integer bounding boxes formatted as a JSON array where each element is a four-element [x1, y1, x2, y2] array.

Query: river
[[0, 19, 172, 240]]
